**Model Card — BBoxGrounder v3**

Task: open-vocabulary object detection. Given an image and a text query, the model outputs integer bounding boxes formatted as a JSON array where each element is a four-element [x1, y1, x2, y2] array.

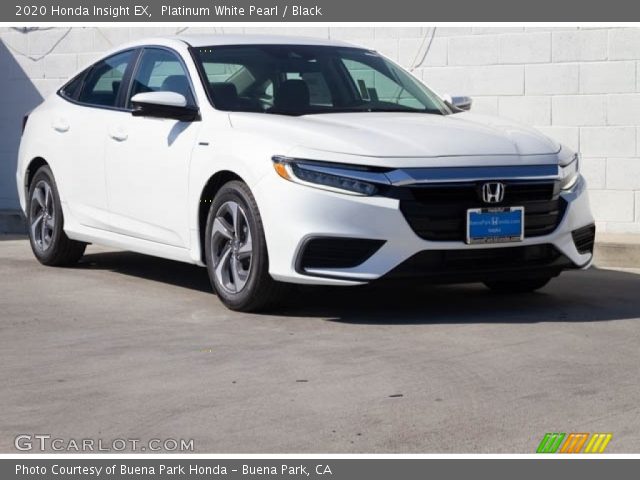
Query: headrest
[[160, 75, 191, 97], [274, 79, 310, 111], [210, 82, 239, 110]]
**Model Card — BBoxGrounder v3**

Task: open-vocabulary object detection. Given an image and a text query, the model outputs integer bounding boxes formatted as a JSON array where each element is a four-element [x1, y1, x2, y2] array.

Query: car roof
[[174, 34, 359, 48]]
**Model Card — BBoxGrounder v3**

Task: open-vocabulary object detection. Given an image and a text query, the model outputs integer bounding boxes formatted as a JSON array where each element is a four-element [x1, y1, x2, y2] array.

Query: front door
[[104, 47, 201, 248]]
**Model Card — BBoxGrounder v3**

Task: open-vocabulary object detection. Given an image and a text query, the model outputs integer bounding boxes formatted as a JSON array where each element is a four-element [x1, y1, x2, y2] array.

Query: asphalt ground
[[1, 237, 639, 453]]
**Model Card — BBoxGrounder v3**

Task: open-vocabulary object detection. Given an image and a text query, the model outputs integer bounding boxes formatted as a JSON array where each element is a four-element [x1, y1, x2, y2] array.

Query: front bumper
[[253, 172, 594, 286]]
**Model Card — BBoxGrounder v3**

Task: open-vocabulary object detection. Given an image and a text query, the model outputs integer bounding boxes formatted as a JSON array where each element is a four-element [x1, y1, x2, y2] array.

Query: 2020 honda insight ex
[[17, 35, 595, 311]]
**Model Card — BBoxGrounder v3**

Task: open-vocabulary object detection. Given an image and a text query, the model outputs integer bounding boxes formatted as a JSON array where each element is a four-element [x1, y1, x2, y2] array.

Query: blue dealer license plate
[[466, 207, 524, 244]]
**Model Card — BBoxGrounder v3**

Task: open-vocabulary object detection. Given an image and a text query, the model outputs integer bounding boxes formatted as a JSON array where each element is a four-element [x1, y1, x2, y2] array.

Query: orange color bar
[[560, 434, 577, 453], [572, 433, 589, 453]]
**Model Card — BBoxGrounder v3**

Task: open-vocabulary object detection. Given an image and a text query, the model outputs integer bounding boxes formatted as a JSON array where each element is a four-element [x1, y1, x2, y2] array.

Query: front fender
[[187, 118, 290, 263]]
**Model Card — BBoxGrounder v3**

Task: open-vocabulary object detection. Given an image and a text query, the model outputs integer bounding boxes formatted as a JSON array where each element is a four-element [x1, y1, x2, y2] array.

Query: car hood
[[229, 111, 560, 159]]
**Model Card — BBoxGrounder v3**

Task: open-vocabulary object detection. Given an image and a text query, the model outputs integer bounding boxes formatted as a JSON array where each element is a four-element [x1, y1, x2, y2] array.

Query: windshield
[[192, 44, 451, 116]]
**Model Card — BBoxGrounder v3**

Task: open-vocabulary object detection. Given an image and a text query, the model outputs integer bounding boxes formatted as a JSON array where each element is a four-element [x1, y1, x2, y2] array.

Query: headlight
[[272, 156, 380, 196], [558, 147, 580, 191]]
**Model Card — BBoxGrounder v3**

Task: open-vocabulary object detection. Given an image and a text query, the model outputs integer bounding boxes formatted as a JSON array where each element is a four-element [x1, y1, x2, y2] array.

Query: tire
[[27, 165, 86, 266], [483, 277, 552, 294], [204, 180, 288, 312]]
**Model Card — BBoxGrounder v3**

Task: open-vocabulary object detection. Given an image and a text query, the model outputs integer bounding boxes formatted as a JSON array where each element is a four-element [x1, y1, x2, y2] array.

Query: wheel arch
[[24, 157, 50, 200], [197, 170, 245, 263]]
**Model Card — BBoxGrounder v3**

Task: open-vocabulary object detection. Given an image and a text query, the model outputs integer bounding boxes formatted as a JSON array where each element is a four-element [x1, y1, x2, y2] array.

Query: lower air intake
[[571, 224, 596, 255], [297, 237, 385, 271]]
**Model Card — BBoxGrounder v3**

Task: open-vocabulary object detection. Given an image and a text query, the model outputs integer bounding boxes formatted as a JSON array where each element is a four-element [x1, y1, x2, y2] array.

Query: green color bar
[[549, 433, 566, 453], [537, 433, 566, 453], [537, 434, 552, 453]]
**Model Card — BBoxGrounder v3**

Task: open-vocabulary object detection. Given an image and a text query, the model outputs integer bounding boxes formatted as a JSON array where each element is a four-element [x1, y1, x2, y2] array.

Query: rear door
[[56, 49, 138, 230]]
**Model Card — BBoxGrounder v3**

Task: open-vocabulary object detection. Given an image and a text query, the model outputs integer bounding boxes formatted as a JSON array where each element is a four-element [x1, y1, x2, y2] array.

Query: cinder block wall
[[1, 26, 639, 233]]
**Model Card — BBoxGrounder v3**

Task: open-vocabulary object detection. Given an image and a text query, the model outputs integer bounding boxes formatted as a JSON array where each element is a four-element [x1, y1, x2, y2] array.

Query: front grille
[[297, 237, 385, 271], [572, 224, 596, 254], [384, 244, 574, 282], [399, 181, 566, 241]]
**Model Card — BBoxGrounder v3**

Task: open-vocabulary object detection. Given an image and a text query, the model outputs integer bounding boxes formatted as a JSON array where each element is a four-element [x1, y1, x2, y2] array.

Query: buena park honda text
[[16, 464, 332, 476], [16, 35, 595, 311]]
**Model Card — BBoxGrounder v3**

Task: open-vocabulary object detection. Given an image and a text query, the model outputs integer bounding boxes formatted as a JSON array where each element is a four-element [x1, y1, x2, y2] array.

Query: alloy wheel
[[210, 200, 253, 294], [30, 180, 55, 252]]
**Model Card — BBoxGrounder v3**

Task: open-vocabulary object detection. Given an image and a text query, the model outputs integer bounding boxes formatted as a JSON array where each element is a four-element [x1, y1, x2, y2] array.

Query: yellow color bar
[[597, 434, 612, 453], [584, 434, 597, 453], [584, 433, 613, 453]]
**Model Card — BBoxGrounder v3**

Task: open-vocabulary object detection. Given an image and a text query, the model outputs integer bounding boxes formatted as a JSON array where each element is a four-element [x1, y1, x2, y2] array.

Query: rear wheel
[[483, 277, 552, 293], [205, 180, 287, 312], [27, 165, 86, 266]]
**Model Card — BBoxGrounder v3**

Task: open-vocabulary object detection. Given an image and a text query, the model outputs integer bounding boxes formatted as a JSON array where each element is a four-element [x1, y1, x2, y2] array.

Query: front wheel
[[204, 181, 287, 312], [483, 277, 552, 293]]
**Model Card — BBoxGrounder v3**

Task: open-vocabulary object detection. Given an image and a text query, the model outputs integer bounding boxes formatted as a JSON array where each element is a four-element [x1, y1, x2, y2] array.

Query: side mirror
[[443, 94, 473, 111], [131, 92, 200, 121]]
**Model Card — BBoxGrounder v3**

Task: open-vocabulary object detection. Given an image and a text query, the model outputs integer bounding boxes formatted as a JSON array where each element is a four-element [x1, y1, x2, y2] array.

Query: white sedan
[[16, 35, 595, 311]]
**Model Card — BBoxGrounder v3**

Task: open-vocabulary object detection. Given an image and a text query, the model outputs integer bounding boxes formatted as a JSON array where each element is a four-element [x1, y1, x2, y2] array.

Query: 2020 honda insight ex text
[[16, 35, 595, 311]]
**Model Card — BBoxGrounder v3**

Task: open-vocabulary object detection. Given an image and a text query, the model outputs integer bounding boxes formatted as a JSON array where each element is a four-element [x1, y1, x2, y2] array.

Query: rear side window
[[59, 71, 85, 100], [77, 50, 135, 108]]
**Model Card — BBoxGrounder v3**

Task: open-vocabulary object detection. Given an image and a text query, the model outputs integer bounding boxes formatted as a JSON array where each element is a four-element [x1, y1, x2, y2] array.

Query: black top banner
[[4, 0, 640, 22]]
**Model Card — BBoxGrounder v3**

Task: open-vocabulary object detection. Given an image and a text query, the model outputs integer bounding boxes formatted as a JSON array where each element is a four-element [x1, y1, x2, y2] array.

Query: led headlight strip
[[272, 156, 388, 196]]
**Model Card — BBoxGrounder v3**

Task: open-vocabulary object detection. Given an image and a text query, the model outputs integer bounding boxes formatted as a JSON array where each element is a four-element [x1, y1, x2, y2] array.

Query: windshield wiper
[[266, 107, 361, 116], [362, 107, 443, 114], [265, 107, 445, 116]]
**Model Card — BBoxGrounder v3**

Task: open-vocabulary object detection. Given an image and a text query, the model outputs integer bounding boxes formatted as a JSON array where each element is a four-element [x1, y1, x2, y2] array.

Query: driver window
[[128, 48, 196, 108]]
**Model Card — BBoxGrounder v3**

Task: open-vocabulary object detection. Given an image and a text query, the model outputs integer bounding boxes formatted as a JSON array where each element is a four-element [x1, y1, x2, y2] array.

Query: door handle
[[52, 119, 69, 133], [109, 127, 128, 142]]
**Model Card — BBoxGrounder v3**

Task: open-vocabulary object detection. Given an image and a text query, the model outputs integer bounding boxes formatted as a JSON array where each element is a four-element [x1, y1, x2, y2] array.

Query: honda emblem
[[481, 182, 505, 204]]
